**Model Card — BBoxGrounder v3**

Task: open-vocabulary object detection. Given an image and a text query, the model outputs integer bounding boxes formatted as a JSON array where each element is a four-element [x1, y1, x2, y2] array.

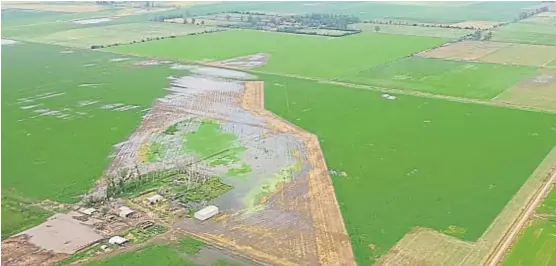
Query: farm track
[[485, 168, 556, 266]]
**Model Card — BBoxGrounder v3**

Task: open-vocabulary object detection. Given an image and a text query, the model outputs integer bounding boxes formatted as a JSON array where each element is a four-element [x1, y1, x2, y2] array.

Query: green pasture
[[342, 57, 537, 99], [262, 74, 556, 264], [492, 22, 556, 46], [1, 42, 185, 236], [351, 23, 474, 39], [108, 30, 446, 79]]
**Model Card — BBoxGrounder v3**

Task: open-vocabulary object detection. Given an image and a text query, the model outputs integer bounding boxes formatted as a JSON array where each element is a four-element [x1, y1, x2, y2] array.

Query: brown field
[[451, 21, 501, 30], [1, 3, 105, 12], [493, 69, 556, 112], [376, 147, 556, 266], [419, 41, 556, 67], [480, 43, 556, 67], [418, 41, 510, 61]]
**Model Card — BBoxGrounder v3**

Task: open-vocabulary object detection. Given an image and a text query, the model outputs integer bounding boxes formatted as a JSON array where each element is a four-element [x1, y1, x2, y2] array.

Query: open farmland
[[29, 22, 217, 49], [341, 57, 536, 99], [493, 69, 556, 112], [419, 41, 556, 67], [351, 23, 474, 39], [107, 30, 447, 79], [502, 185, 556, 266], [520, 11, 556, 25], [158, 1, 537, 23], [262, 74, 556, 264], [492, 22, 556, 46], [1, 42, 185, 236]]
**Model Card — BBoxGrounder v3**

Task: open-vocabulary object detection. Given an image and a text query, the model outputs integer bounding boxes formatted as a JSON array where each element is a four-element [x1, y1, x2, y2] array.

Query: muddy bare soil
[[207, 54, 270, 69], [97, 66, 355, 265]]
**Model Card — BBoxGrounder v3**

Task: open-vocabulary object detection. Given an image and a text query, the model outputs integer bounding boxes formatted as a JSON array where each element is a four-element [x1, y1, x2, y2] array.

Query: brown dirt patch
[[2, 3, 105, 12], [451, 21, 501, 30], [1, 235, 70, 266], [418, 41, 509, 61], [493, 69, 556, 112], [480, 43, 556, 67]]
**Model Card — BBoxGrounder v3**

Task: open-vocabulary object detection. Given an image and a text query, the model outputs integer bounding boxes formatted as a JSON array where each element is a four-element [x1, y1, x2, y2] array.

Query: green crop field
[[351, 23, 474, 39], [502, 187, 556, 266], [1, 194, 52, 239], [492, 22, 556, 46], [107, 30, 446, 79], [261, 74, 556, 264], [342, 57, 537, 99], [1, 42, 185, 237]]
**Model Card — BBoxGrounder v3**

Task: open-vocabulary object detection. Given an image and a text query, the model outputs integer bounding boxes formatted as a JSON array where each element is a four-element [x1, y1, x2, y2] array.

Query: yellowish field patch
[[451, 21, 501, 30], [493, 69, 556, 112], [418, 41, 509, 61], [480, 43, 556, 67], [1, 3, 104, 13]]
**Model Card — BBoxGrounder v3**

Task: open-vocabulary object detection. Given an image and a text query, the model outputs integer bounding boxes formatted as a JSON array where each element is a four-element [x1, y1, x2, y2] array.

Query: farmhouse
[[118, 206, 135, 218]]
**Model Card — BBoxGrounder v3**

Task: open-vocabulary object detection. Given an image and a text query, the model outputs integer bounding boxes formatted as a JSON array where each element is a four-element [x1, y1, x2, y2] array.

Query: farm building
[[118, 206, 135, 218], [108, 236, 128, 245], [78, 207, 96, 215], [146, 194, 164, 205], [194, 205, 219, 221]]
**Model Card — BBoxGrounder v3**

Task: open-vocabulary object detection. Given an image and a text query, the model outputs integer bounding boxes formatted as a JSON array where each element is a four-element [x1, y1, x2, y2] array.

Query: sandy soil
[[95, 64, 355, 265], [418, 41, 510, 61], [1, 235, 69, 266], [2, 3, 105, 12], [479, 43, 556, 67]]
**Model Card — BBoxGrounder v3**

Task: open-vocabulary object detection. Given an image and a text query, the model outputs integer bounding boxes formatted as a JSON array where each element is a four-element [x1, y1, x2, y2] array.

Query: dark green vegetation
[[503, 187, 556, 266], [108, 30, 446, 79], [126, 225, 168, 244], [1, 194, 52, 239], [177, 177, 233, 205], [342, 57, 537, 99], [1, 42, 185, 237], [262, 74, 556, 264]]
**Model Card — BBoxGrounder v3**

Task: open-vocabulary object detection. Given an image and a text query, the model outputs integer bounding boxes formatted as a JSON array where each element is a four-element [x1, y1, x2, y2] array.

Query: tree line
[[90, 29, 223, 49]]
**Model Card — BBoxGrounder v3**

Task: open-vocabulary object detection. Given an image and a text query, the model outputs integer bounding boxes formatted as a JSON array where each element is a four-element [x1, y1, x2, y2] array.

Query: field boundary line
[[96, 47, 556, 115], [483, 147, 556, 266]]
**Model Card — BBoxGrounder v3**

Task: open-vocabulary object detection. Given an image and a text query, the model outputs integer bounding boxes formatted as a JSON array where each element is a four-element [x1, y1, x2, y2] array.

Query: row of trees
[[362, 19, 502, 30], [513, 6, 549, 22], [90, 29, 222, 49]]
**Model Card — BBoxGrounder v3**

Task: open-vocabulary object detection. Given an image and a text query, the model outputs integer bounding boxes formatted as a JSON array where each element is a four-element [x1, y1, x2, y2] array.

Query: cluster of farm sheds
[[2, 192, 220, 265]]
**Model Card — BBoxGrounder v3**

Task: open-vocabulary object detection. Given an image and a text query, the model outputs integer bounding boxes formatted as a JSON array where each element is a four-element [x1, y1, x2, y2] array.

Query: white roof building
[[118, 206, 135, 218], [108, 236, 128, 245], [194, 205, 219, 221]]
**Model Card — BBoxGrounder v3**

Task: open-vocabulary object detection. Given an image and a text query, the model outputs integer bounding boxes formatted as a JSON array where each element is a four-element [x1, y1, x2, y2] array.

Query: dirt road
[[485, 169, 556, 266]]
